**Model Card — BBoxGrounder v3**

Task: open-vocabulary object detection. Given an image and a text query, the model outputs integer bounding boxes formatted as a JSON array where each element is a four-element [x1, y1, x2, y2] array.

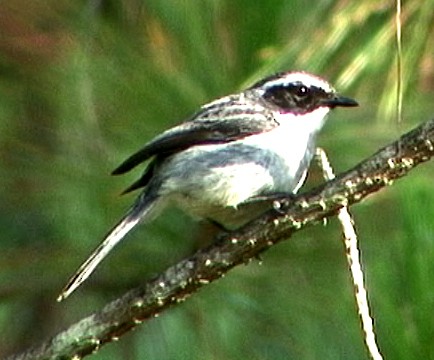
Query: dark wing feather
[[118, 159, 157, 194], [111, 122, 229, 175], [112, 93, 278, 191]]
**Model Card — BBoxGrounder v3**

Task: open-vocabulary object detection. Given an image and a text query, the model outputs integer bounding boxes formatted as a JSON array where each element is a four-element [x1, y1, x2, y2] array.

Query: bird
[[57, 71, 358, 301]]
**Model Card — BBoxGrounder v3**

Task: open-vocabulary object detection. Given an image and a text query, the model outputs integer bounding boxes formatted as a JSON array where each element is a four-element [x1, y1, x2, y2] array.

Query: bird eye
[[295, 85, 309, 97]]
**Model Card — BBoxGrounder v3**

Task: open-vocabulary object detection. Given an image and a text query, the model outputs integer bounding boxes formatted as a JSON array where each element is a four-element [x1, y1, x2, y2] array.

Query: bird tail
[[57, 193, 160, 301]]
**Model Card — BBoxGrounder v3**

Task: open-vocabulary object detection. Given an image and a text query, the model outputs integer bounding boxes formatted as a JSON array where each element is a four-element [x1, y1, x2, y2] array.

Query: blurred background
[[1, 1, 434, 359]]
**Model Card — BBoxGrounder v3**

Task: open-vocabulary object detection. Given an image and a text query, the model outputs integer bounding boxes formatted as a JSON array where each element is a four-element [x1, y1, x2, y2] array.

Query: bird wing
[[112, 94, 278, 176]]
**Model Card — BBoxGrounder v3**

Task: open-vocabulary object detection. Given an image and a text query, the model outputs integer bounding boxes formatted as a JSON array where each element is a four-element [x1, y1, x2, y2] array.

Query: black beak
[[321, 95, 358, 108]]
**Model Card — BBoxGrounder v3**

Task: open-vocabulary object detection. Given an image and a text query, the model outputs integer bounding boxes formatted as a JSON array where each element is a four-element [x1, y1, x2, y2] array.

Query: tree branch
[[8, 119, 434, 360]]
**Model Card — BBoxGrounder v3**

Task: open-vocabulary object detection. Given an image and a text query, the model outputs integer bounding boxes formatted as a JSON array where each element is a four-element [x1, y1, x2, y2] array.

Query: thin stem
[[315, 148, 383, 360]]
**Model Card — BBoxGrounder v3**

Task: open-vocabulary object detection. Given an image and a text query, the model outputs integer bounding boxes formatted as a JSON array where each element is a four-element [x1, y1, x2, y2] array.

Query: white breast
[[241, 107, 330, 180]]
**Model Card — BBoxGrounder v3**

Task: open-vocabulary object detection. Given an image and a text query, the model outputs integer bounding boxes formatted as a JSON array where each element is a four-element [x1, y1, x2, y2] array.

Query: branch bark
[[8, 119, 434, 360]]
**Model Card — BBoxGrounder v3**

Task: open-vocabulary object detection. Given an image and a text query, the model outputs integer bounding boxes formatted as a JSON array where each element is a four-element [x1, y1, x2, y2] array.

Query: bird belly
[[157, 123, 316, 227]]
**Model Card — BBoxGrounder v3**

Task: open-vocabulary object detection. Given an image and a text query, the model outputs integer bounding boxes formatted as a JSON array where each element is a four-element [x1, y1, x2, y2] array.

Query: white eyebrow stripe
[[262, 72, 334, 93]]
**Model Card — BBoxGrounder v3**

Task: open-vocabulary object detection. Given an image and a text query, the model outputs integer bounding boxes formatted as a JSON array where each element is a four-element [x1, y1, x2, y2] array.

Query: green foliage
[[1, 0, 434, 358]]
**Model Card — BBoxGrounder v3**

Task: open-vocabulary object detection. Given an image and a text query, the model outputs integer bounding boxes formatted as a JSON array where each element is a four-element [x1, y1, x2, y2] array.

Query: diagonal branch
[[8, 119, 434, 360]]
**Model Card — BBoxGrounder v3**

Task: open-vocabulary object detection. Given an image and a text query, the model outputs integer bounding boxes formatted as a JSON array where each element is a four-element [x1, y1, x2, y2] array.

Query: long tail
[[57, 193, 160, 301]]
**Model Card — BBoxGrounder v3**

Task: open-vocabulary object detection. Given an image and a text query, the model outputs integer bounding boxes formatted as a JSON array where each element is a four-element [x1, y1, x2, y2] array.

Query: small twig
[[315, 148, 383, 360], [395, 0, 403, 124]]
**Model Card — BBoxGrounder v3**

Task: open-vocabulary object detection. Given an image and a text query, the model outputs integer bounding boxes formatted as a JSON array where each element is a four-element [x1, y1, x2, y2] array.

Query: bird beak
[[321, 95, 359, 108]]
